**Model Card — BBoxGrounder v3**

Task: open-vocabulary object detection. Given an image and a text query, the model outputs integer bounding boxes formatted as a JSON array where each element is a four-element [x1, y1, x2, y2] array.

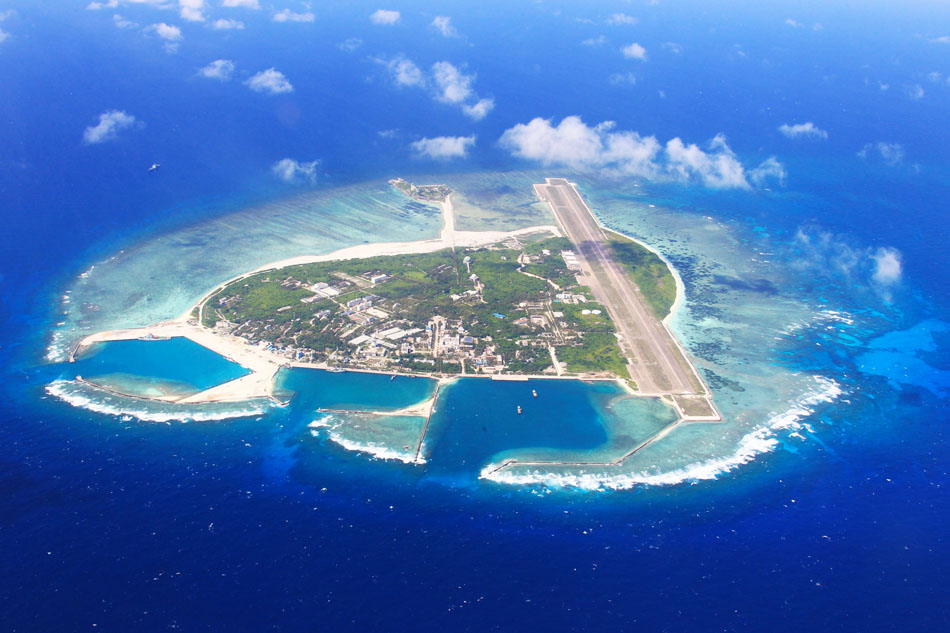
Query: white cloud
[[339, 37, 362, 52], [432, 16, 457, 37], [907, 84, 925, 99], [151, 22, 183, 52], [462, 98, 494, 121], [431, 61, 473, 104], [113, 14, 137, 29], [380, 57, 494, 120], [929, 35, 950, 44], [608, 72, 637, 85], [785, 18, 802, 28], [82, 110, 138, 144], [411, 135, 475, 160], [245, 68, 293, 94], [749, 156, 787, 187], [370, 9, 400, 25], [273, 9, 315, 23], [87, 0, 119, 8], [199, 59, 235, 80], [793, 229, 903, 301], [383, 56, 425, 87], [581, 35, 607, 46], [272, 158, 319, 183], [606, 13, 638, 25], [152, 22, 183, 41], [499, 116, 784, 189], [778, 121, 828, 140], [211, 18, 244, 30], [662, 41, 683, 54], [872, 247, 902, 286], [180, 0, 205, 22], [222, 0, 259, 8], [858, 142, 904, 166], [621, 42, 647, 60]]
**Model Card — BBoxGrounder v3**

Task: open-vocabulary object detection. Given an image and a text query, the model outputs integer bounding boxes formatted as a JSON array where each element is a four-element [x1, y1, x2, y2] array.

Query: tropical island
[[70, 178, 719, 424]]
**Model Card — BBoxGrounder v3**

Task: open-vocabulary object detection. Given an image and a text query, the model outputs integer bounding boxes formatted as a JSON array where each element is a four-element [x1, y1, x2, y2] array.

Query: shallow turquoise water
[[73, 337, 250, 397]]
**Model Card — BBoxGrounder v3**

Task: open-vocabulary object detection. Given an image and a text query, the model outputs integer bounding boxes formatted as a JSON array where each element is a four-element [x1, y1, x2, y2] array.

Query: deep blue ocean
[[1, 1, 947, 631]]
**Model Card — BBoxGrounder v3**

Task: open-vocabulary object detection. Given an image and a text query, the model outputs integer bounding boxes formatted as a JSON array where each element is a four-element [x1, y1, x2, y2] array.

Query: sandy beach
[[72, 194, 559, 406]]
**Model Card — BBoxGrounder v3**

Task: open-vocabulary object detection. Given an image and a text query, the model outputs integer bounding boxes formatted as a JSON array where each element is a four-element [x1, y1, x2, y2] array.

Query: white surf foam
[[480, 376, 843, 490], [326, 430, 424, 465], [46, 380, 271, 423]]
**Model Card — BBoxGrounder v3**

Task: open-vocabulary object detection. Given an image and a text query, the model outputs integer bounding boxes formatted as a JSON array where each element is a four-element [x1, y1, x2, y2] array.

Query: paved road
[[535, 178, 702, 396]]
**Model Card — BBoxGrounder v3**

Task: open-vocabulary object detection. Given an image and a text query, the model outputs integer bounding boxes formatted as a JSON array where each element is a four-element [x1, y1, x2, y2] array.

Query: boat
[[531, 389, 538, 398], [516, 405, 523, 414]]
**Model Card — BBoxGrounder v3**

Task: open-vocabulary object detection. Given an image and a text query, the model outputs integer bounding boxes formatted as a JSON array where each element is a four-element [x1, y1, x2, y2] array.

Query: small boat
[[531, 389, 538, 398], [390, 375, 396, 381], [516, 405, 523, 414]]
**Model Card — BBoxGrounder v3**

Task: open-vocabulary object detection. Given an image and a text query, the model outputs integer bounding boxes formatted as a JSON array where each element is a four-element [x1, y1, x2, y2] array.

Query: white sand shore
[[73, 193, 560, 406]]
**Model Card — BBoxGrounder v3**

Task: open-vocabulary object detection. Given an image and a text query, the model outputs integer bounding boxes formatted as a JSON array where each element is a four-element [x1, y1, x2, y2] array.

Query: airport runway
[[534, 178, 704, 396]]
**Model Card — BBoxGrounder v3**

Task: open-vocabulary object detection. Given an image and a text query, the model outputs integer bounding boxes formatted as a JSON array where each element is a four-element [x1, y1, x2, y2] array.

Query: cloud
[[929, 35, 950, 44], [113, 14, 137, 29], [338, 37, 362, 52], [211, 18, 244, 30], [608, 72, 637, 85], [152, 22, 183, 41], [432, 16, 458, 37], [778, 121, 828, 140], [858, 142, 904, 166], [749, 156, 787, 187], [199, 59, 235, 80], [431, 61, 473, 104], [245, 68, 293, 94], [461, 98, 495, 121], [82, 110, 139, 144], [872, 247, 902, 285], [150, 22, 183, 52], [907, 84, 924, 99], [379, 57, 494, 119], [499, 116, 784, 189], [370, 9, 400, 25], [793, 229, 903, 301], [221, 0, 259, 8], [382, 55, 425, 87], [785, 18, 802, 28], [606, 13, 638, 25], [621, 42, 647, 60], [180, 0, 205, 22], [662, 41, 683, 54], [87, 0, 119, 8], [273, 9, 314, 23], [581, 35, 607, 46], [410, 135, 475, 160], [272, 158, 318, 183]]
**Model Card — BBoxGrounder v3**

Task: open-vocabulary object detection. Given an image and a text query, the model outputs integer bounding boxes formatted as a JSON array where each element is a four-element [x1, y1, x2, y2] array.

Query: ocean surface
[[2, 2, 947, 631]]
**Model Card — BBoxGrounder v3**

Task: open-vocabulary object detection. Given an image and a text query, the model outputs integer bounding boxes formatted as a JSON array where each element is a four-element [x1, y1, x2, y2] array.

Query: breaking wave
[[480, 376, 843, 490], [46, 379, 272, 423], [310, 416, 425, 465]]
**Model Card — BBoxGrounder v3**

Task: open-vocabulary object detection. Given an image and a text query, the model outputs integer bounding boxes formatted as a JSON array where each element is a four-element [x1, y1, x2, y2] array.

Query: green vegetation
[[605, 230, 677, 319], [557, 332, 630, 378], [196, 229, 675, 379]]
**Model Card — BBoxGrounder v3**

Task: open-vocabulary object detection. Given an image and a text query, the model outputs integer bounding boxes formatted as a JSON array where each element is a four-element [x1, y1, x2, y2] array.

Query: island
[[67, 178, 720, 470]]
